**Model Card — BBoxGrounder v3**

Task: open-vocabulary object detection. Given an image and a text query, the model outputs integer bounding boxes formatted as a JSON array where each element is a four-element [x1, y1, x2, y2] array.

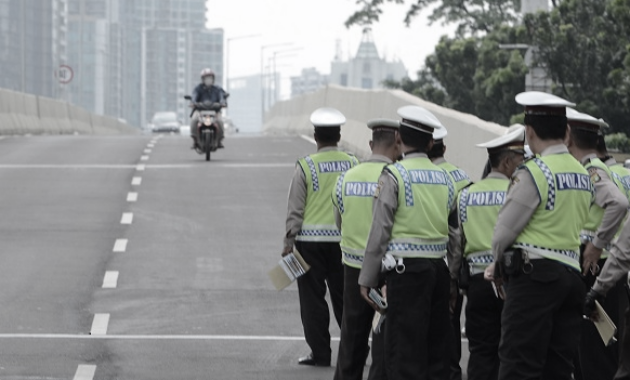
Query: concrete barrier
[[264, 85, 507, 181], [68, 104, 93, 134], [0, 87, 137, 135], [0, 89, 16, 134]]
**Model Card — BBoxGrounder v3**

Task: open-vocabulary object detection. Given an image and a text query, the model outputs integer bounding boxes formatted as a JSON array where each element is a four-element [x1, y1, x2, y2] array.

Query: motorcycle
[[184, 95, 224, 161]]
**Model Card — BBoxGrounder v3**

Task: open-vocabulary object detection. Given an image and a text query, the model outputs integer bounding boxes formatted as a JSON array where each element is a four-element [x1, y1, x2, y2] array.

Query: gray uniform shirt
[[333, 153, 392, 230], [358, 153, 459, 288], [284, 146, 340, 249], [581, 153, 628, 249]]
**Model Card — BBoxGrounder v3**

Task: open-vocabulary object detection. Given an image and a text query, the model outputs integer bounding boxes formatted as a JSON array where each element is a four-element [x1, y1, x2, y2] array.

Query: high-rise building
[[330, 28, 407, 90], [290, 68, 329, 98], [227, 74, 262, 133], [117, 0, 223, 128], [0, 0, 68, 98]]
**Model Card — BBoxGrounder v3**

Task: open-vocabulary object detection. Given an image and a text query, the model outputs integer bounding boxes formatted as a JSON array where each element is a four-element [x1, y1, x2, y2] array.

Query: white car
[[151, 112, 181, 134]]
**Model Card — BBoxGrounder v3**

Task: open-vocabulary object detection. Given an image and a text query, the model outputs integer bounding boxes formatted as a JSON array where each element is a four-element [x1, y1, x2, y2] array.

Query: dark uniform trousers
[[334, 265, 386, 380], [617, 295, 630, 380], [295, 241, 344, 364], [466, 274, 503, 380], [449, 291, 464, 380], [498, 259, 585, 380], [385, 258, 450, 380], [575, 258, 629, 380]]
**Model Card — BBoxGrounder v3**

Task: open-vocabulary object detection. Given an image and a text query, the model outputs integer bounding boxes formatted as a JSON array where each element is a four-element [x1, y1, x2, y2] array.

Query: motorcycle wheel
[[205, 131, 212, 161]]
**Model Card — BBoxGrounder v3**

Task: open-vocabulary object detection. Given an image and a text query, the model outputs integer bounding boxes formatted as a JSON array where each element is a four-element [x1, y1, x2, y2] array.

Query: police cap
[[566, 107, 609, 132], [367, 118, 400, 132], [477, 124, 525, 155], [397, 105, 445, 135], [515, 91, 575, 116], [310, 107, 346, 127]]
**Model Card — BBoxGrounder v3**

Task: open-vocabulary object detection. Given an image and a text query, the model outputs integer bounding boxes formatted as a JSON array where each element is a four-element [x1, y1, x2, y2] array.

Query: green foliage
[[356, 0, 630, 133], [346, 0, 521, 35], [605, 133, 630, 152], [524, 0, 630, 134]]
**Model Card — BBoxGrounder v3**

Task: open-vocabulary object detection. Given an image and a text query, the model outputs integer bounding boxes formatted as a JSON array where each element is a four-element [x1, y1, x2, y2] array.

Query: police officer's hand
[[281, 246, 293, 257], [484, 262, 497, 281], [582, 243, 603, 276], [360, 286, 382, 313], [584, 288, 605, 321]]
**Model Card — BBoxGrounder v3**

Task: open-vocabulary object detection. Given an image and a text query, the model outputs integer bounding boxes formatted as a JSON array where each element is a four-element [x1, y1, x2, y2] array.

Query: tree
[[346, 0, 521, 35], [524, 0, 630, 134], [383, 25, 529, 125]]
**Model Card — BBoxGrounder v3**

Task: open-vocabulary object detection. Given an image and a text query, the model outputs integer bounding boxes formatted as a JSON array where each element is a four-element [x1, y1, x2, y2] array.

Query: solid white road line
[[140, 155, 149, 161], [0, 332, 469, 343], [300, 135, 316, 145], [131, 177, 142, 185], [127, 192, 138, 202], [113, 239, 128, 252], [136, 164, 146, 171], [73, 365, 96, 380], [90, 314, 109, 336], [120, 213, 133, 224], [102, 271, 119, 289]]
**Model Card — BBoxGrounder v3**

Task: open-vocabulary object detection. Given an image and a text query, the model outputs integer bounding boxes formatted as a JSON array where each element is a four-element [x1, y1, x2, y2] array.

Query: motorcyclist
[[189, 68, 226, 148]]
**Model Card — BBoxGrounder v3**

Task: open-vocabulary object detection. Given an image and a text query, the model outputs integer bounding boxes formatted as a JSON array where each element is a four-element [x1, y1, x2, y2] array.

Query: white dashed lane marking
[[102, 271, 119, 289], [127, 192, 138, 202], [136, 164, 146, 171], [90, 314, 109, 336], [120, 213, 133, 224], [144, 149, 151, 154], [132, 177, 142, 185], [73, 364, 96, 380], [113, 239, 128, 252], [140, 155, 149, 161]]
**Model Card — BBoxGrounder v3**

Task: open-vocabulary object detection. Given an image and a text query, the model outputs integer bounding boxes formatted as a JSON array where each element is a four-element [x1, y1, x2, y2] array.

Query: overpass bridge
[[0, 86, 512, 379]]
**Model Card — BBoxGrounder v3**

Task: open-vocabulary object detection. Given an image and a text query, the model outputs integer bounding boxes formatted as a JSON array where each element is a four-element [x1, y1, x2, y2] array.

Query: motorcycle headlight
[[202, 116, 212, 126]]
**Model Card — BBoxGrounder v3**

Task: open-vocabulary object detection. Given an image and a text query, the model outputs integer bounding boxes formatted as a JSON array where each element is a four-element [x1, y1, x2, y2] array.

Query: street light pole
[[271, 47, 302, 106], [260, 42, 293, 129]]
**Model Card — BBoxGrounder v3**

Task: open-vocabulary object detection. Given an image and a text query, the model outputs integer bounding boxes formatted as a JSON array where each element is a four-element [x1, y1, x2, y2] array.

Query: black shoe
[[298, 353, 330, 367]]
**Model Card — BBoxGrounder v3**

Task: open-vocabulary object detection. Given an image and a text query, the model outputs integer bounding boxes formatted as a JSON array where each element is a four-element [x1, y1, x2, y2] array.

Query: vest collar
[[580, 153, 598, 166], [539, 144, 568, 157], [367, 154, 393, 164], [486, 171, 509, 180]]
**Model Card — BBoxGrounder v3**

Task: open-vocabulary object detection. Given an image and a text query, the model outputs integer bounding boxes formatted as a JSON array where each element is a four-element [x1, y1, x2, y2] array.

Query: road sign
[[56, 65, 74, 84]]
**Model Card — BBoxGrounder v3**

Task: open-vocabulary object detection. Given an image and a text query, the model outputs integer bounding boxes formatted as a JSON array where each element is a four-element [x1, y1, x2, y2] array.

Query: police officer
[[359, 105, 456, 380], [597, 133, 630, 200], [332, 118, 400, 380], [585, 219, 630, 380], [566, 108, 629, 380], [429, 126, 471, 380], [458, 125, 525, 380], [282, 107, 358, 367], [488, 91, 593, 380]]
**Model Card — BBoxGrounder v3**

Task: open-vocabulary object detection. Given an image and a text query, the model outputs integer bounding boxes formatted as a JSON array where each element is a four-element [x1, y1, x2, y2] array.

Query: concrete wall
[[264, 85, 509, 181], [0, 88, 138, 135]]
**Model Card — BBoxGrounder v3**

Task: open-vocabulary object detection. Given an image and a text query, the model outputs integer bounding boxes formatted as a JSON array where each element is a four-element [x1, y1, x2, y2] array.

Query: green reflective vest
[[609, 164, 630, 201], [513, 154, 592, 271], [458, 176, 509, 272], [387, 157, 454, 259], [332, 161, 388, 268], [297, 150, 358, 242], [583, 158, 614, 233], [438, 160, 471, 195]]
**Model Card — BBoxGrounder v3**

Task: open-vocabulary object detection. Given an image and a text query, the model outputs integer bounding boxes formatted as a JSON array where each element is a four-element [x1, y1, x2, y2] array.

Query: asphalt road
[[0, 134, 469, 379]]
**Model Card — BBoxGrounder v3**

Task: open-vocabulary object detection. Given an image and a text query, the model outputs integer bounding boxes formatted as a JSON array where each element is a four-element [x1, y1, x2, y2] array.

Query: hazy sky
[[208, 0, 455, 98]]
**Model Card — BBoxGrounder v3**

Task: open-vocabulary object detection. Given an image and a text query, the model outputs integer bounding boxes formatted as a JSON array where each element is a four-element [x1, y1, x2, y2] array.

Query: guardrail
[[0, 88, 138, 135], [264, 85, 508, 181]]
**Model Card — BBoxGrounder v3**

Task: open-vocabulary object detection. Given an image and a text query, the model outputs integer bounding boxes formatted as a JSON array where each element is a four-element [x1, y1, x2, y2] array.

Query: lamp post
[[270, 47, 302, 105], [260, 42, 293, 128]]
